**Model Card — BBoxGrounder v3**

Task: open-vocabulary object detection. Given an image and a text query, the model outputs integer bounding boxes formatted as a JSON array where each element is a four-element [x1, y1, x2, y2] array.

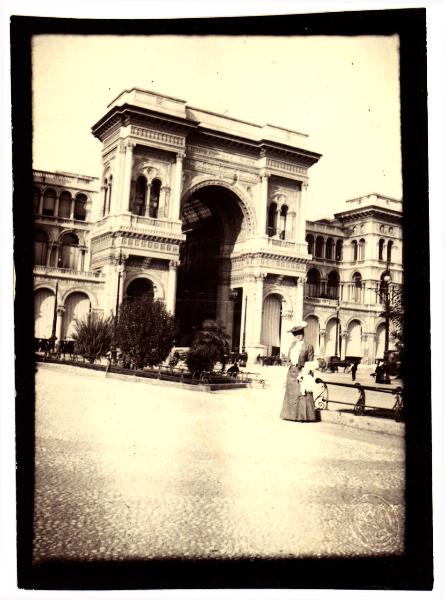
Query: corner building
[[33, 88, 402, 363]]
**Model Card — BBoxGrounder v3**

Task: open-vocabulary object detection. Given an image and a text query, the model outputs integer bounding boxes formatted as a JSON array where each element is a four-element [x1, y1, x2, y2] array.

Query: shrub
[[116, 296, 175, 369], [186, 319, 230, 375], [72, 312, 114, 363]]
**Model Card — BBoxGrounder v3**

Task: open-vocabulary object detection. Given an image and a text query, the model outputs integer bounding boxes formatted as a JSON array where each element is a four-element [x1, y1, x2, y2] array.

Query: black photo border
[[11, 9, 432, 591]]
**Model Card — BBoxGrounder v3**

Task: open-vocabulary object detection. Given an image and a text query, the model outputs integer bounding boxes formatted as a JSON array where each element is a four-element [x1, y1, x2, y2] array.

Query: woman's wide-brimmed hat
[[288, 321, 307, 334]]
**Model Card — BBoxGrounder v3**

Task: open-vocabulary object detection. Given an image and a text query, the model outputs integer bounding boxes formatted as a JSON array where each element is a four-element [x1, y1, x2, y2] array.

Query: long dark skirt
[[280, 366, 317, 422]]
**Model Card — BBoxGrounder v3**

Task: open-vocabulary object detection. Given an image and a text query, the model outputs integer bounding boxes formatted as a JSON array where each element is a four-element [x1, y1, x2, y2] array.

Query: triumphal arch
[[91, 88, 321, 359]]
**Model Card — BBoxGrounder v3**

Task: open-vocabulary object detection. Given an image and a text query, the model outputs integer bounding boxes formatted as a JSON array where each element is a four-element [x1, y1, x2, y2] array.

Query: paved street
[[33, 363, 405, 563]]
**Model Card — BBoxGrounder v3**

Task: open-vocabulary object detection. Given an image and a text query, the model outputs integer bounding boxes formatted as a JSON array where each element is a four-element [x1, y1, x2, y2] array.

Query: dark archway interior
[[126, 278, 154, 301], [175, 186, 244, 346]]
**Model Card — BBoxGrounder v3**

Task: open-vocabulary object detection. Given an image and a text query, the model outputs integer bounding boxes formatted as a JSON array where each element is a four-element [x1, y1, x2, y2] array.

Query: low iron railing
[[313, 378, 404, 422]]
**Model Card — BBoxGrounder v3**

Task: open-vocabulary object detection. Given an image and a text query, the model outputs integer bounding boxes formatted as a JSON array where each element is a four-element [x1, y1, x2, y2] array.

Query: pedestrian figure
[[351, 361, 358, 381], [280, 321, 317, 423]]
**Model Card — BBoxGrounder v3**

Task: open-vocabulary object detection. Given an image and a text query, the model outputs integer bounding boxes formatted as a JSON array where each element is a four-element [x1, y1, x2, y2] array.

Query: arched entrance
[[375, 323, 386, 361], [175, 185, 246, 347], [34, 288, 55, 338], [261, 294, 282, 355], [62, 292, 90, 339], [346, 320, 362, 358], [305, 315, 320, 356], [126, 277, 154, 301], [325, 317, 341, 358]]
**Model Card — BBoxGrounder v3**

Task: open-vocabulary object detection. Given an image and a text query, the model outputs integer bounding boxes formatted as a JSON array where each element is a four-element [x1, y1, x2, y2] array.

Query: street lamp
[[114, 251, 125, 332], [382, 270, 392, 357], [334, 298, 340, 359], [241, 295, 248, 354]]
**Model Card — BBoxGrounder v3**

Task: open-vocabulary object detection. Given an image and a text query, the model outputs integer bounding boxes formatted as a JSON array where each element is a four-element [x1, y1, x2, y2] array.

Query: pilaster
[[121, 141, 136, 214], [171, 152, 184, 220], [297, 182, 308, 244], [258, 174, 269, 236], [319, 329, 327, 357], [56, 306, 65, 344], [166, 260, 178, 314], [245, 270, 266, 363]]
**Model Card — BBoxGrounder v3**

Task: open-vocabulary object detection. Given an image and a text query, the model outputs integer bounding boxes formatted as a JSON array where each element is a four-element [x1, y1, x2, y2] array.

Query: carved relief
[[130, 125, 185, 148], [184, 159, 259, 184], [266, 158, 307, 176], [188, 145, 257, 168]]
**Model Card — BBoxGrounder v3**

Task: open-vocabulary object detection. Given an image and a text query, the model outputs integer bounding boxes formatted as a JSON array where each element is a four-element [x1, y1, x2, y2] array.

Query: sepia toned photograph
[[10, 8, 432, 592]]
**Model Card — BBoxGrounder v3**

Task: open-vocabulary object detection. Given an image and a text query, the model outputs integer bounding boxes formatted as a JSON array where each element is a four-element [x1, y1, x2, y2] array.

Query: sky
[[32, 34, 401, 219]]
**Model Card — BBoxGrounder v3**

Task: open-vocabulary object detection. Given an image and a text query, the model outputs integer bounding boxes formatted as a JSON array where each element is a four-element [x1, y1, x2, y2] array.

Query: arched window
[[306, 234, 314, 255], [315, 236, 324, 258], [74, 194, 87, 221], [306, 268, 321, 297], [267, 202, 277, 236], [59, 233, 80, 270], [387, 240, 393, 264], [326, 238, 334, 260], [33, 187, 41, 214], [279, 205, 288, 239], [351, 240, 358, 261], [133, 176, 147, 216], [327, 270, 340, 299], [34, 229, 48, 266], [358, 238, 366, 260], [352, 271, 362, 302], [335, 239, 343, 261], [42, 189, 56, 216], [379, 271, 390, 302], [125, 278, 155, 302], [378, 239, 385, 261], [107, 175, 113, 213], [58, 191, 72, 219], [62, 292, 90, 339], [149, 179, 161, 218], [102, 178, 108, 216]]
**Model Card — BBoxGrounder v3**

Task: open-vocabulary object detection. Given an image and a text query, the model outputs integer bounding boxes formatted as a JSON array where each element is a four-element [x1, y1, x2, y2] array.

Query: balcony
[[93, 213, 184, 241], [34, 213, 91, 228], [33, 265, 106, 282]]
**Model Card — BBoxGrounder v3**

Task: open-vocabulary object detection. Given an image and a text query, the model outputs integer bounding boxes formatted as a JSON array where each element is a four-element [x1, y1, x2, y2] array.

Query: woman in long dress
[[280, 321, 317, 422]]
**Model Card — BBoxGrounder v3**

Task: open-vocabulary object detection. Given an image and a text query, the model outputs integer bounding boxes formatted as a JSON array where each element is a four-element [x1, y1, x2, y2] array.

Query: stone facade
[[33, 88, 402, 364], [303, 194, 403, 364]]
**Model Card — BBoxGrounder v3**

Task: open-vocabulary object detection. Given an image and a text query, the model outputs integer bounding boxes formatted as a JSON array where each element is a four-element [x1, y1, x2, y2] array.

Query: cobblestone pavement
[[33, 364, 405, 563]]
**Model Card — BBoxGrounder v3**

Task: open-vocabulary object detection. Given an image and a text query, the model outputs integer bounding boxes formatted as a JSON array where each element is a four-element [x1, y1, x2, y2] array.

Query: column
[[55, 306, 65, 347], [144, 183, 152, 217], [295, 277, 305, 322], [245, 272, 266, 364], [287, 211, 295, 241], [163, 187, 171, 220], [319, 329, 327, 357], [166, 260, 178, 314], [280, 309, 294, 357], [121, 142, 135, 214], [258, 174, 269, 236], [54, 193, 60, 218], [78, 249, 85, 272], [296, 182, 308, 244], [69, 197, 75, 220], [118, 269, 126, 306], [158, 186, 167, 218], [367, 332, 377, 364], [340, 332, 347, 360], [38, 194, 43, 215], [361, 333, 369, 364], [171, 153, 184, 220]]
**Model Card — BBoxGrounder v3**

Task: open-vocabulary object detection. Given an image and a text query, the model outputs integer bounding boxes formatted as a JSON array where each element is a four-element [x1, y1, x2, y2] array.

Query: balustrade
[[33, 265, 105, 280]]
